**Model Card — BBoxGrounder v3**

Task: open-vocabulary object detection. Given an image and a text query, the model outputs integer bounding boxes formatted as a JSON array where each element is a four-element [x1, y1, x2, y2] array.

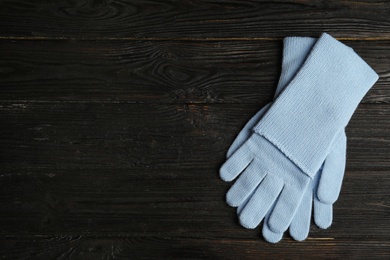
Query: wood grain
[[1, 0, 390, 39], [1, 235, 390, 259], [0, 40, 389, 103], [1, 0, 389, 258], [0, 166, 389, 237], [0, 103, 389, 170]]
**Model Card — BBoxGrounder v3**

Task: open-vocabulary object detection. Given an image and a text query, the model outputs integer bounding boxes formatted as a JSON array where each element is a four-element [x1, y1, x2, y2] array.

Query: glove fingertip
[[239, 216, 257, 229], [290, 228, 309, 242], [226, 142, 239, 159], [219, 165, 233, 182], [314, 201, 333, 229], [317, 191, 337, 205], [236, 193, 253, 215], [315, 216, 332, 229], [316, 177, 341, 204], [262, 226, 283, 243], [226, 185, 251, 207]]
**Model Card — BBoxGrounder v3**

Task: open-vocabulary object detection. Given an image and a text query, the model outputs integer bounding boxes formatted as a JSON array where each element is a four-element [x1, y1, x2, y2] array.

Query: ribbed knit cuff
[[274, 37, 317, 98], [254, 33, 379, 177]]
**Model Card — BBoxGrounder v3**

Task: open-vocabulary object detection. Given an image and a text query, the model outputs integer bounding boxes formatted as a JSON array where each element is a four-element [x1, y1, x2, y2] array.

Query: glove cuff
[[254, 33, 379, 177], [274, 37, 317, 98]]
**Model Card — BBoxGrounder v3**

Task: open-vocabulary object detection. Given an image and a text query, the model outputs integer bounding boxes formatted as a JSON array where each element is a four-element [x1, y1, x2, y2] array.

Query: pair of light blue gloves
[[220, 33, 379, 243]]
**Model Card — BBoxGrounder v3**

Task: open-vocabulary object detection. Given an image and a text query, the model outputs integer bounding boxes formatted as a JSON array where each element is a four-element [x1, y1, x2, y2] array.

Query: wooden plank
[[0, 0, 389, 258], [0, 40, 388, 103], [1, 0, 390, 39], [0, 168, 390, 238], [0, 103, 389, 170], [0, 167, 389, 238], [0, 102, 389, 238], [0, 235, 389, 259]]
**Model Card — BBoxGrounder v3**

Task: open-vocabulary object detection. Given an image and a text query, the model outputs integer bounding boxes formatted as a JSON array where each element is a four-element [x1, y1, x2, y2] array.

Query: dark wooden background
[[0, 0, 389, 259]]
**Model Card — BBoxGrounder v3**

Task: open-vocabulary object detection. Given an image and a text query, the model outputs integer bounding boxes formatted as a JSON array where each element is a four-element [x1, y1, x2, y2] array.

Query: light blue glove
[[221, 33, 378, 236], [228, 37, 347, 242], [235, 115, 347, 242]]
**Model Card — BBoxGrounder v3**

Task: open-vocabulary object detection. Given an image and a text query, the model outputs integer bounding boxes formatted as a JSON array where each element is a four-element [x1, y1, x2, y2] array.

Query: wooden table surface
[[0, 1, 389, 259]]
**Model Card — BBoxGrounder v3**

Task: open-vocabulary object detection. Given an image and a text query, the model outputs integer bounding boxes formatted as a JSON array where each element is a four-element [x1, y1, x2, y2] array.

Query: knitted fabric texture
[[221, 33, 378, 234], [254, 33, 379, 178]]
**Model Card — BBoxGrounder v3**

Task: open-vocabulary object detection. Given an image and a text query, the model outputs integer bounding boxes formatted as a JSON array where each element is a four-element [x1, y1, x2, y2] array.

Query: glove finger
[[226, 162, 266, 207], [227, 104, 271, 158], [317, 132, 346, 204], [237, 188, 256, 215], [239, 174, 283, 229], [268, 181, 309, 233], [262, 205, 283, 243], [313, 197, 333, 229], [220, 142, 253, 182], [289, 184, 313, 241]]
